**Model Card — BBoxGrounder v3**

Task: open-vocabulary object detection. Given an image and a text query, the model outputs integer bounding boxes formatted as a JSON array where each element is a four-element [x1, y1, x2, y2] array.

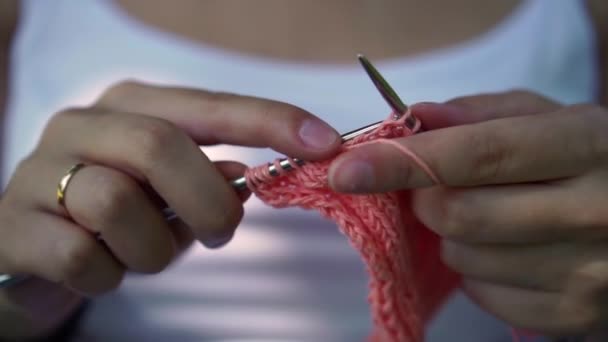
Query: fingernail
[[298, 119, 339, 149], [204, 234, 233, 249], [331, 159, 375, 192]]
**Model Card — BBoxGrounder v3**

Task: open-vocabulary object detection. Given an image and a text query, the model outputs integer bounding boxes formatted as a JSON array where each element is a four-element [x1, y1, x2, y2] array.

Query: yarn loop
[[245, 112, 459, 341]]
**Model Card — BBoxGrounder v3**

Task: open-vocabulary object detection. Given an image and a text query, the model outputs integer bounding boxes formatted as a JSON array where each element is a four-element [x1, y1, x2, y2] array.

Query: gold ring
[[57, 163, 86, 208]]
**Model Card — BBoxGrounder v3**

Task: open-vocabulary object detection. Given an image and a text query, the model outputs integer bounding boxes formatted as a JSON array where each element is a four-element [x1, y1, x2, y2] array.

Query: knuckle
[[43, 107, 86, 137], [98, 79, 143, 105], [505, 88, 531, 96], [575, 104, 608, 162], [107, 270, 125, 290], [558, 294, 601, 333], [103, 271, 125, 293], [393, 156, 415, 188], [504, 88, 537, 100], [90, 270, 125, 295], [7, 155, 46, 204], [279, 104, 313, 126], [133, 239, 176, 274], [560, 262, 608, 331], [251, 103, 282, 137], [88, 172, 136, 225], [49, 106, 83, 122], [131, 118, 180, 167], [445, 94, 472, 108], [570, 103, 604, 116], [203, 202, 243, 238], [11, 153, 38, 181], [197, 91, 234, 116], [465, 130, 511, 184], [0, 213, 21, 273], [571, 205, 608, 234], [505, 88, 559, 107], [572, 261, 608, 296], [275, 103, 308, 121], [15, 150, 37, 168], [58, 235, 98, 281], [448, 89, 558, 115], [142, 250, 174, 274], [436, 193, 477, 240], [204, 90, 234, 103], [252, 98, 308, 130]]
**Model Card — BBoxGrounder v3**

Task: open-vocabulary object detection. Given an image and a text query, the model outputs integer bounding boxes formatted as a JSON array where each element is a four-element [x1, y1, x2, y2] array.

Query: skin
[[0, 0, 607, 339], [115, 0, 522, 63], [0, 82, 341, 338], [328, 91, 608, 336]]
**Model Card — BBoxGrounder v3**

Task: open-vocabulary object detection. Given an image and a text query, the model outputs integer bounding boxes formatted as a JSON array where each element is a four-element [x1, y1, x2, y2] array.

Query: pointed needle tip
[[355, 53, 410, 117]]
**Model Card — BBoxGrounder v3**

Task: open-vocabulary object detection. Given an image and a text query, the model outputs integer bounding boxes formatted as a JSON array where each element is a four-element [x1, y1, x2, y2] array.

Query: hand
[[328, 90, 608, 336], [0, 81, 341, 295]]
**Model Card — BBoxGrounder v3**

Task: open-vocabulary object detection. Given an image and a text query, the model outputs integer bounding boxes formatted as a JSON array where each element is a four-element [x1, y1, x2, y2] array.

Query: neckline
[[96, 0, 533, 73]]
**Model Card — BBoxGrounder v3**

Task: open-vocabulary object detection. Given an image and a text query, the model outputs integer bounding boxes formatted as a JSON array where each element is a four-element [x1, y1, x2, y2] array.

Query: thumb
[[412, 90, 561, 130]]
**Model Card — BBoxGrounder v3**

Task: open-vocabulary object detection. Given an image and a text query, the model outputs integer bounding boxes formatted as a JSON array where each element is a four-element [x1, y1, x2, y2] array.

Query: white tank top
[[3, 1, 598, 341]]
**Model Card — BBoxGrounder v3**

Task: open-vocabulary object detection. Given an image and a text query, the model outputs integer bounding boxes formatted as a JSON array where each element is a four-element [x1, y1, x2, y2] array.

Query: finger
[[463, 278, 596, 335], [168, 220, 195, 255], [133, 160, 250, 211], [441, 240, 608, 292], [165, 161, 250, 252], [214, 160, 251, 203], [42, 111, 244, 243], [62, 164, 179, 271], [329, 105, 606, 191], [412, 177, 608, 243], [95, 81, 341, 160], [411, 90, 560, 129], [19, 160, 178, 264], [2, 211, 124, 295]]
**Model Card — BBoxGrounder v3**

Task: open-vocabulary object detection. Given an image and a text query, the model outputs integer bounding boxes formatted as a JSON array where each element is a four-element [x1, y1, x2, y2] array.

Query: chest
[[114, 0, 522, 63]]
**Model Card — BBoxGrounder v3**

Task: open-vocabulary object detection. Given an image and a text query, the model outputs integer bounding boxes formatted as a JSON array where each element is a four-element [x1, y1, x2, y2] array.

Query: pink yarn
[[245, 112, 460, 341]]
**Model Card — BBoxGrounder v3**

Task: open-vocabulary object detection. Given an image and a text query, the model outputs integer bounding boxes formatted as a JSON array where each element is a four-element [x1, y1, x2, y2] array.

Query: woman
[[1, 0, 607, 340]]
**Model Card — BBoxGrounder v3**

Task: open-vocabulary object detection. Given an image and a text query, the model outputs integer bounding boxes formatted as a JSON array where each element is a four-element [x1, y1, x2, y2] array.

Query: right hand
[[0, 81, 341, 295]]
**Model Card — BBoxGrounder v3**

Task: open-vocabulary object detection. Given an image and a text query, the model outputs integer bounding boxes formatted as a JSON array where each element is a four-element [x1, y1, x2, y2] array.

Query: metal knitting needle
[[164, 55, 418, 220], [1, 55, 418, 288], [161, 119, 388, 221], [356, 54, 420, 130], [228, 54, 419, 192], [227, 119, 386, 191]]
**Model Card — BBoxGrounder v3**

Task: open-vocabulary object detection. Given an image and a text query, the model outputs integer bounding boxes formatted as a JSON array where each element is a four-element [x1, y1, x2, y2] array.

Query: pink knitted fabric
[[245, 113, 460, 341]]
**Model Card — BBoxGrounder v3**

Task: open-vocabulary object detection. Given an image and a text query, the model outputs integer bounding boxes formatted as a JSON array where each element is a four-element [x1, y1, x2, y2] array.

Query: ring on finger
[[57, 162, 87, 213]]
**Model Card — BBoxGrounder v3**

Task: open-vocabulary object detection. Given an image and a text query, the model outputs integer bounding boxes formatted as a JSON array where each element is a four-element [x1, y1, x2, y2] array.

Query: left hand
[[328, 90, 608, 336]]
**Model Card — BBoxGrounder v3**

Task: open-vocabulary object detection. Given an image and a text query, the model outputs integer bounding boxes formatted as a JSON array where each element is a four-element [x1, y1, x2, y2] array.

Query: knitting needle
[[228, 119, 386, 191], [356, 54, 420, 130], [164, 55, 416, 220], [157, 120, 381, 222], [158, 119, 389, 221], [0, 54, 420, 288], [228, 54, 420, 191], [0, 273, 28, 287]]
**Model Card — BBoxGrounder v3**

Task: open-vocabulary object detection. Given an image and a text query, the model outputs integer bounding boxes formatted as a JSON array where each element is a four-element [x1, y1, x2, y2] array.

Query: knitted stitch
[[245, 112, 460, 341]]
